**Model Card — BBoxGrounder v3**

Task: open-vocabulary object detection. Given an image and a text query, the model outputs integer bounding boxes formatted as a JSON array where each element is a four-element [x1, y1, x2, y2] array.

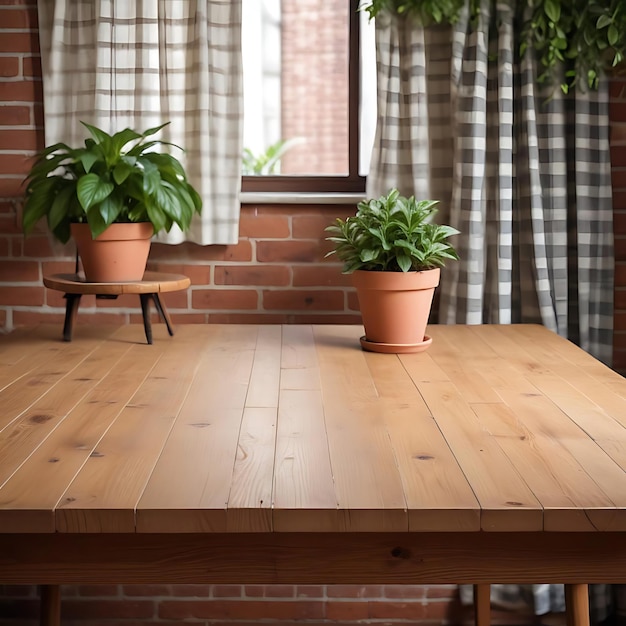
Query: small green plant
[[22, 121, 202, 243], [242, 138, 304, 175], [361, 0, 626, 93], [325, 188, 459, 273]]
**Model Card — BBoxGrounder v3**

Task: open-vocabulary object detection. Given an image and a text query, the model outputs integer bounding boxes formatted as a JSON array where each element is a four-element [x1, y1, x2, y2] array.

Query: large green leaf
[[77, 173, 114, 211], [22, 176, 59, 233], [112, 160, 135, 185], [98, 191, 125, 226], [48, 184, 76, 231]]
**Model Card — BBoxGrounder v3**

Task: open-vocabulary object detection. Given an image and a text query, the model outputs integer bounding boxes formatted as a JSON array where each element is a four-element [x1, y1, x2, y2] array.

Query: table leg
[[39, 585, 61, 626], [139, 294, 153, 345], [473, 584, 491, 626], [565, 584, 590, 626], [62, 294, 81, 342], [152, 293, 174, 336]]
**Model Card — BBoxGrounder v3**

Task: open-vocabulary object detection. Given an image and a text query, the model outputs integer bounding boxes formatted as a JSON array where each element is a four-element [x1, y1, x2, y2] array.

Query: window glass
[[242, 0, 375, 184]]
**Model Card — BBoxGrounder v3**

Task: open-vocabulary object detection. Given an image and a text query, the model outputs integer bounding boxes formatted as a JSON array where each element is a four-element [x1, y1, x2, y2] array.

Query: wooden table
[[43, 271, 190, 344], [0, 324, 624, 626]]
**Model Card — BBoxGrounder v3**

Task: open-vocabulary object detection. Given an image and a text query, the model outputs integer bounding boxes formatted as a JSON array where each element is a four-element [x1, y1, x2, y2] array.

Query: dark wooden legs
[[62, 294, 81, 341], [140, 293, 175, 344], [39, 585, 61, 626], [63, 292, 174, 344]]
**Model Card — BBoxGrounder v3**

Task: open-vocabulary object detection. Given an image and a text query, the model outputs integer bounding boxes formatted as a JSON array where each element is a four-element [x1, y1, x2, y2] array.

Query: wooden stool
[[43, 271, 190, 345]]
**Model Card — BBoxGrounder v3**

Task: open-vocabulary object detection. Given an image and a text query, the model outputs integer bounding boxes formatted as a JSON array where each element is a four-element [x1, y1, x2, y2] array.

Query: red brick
[[612, 167, 626, 189], [0, 31, 39, 53], [77, 585, 119, 597], [263, 289, 343, 311], [0, 105, 31, 126], [615, 237, 626, 262], [611, 123, 626, 144], [238, 213, 290, 238], [159, 599, 324, 620], [0, 153, 34, 176], [123, 585, 171, 597], [41, 260, 78, 275], [0, 7, 37, 27], [426, 584, 459, 598], [614, 192, 626, 211], [289, 313, 362, 324], [144, 261, 185, 275], [612, 145, 626, 167], [326, 600, 370, 620], [23, 234, 60, 257], [0, 128, 43, 151], [207, 312, 289, 324], [0, 176, 24, 197], [171, 584, 214, 597], [212, 585, 242, 598], [150, 240, 252, 262], [0, 285, 42, 304], [610, 100, 626, 123], [0, 214, 21, 234], [0, 598, 39, 620], [256, 240, 325, 263], [0, 237, 9, 256], [33, 102, 43, 126], [384, 584, 426, 599], [192, 288, 258, 310], [292, 264, 350, 287], [347, 289, 360, 311], [296, 585, 325, 598], [22, 55, 41, 77], [0, 56, 19, 77], [215, 264, 290, 286], [424, 598, 456, 620], [293, 213, 348, 239], [326, 585, 383, 598], [368, 600, 427, 620], [0, 79, 42, 102], [60, 599, 154, 620], [0, 259, 38, 281]]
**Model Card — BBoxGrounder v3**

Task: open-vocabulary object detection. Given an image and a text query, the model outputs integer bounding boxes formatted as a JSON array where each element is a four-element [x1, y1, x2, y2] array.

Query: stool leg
[[62, 294, 81, 342], [473, 584, 491, 626], [151, 293, 174, 336], [565, 585, 589, 626], [139, 294, 153, 345], [40, 584, 61, 626]]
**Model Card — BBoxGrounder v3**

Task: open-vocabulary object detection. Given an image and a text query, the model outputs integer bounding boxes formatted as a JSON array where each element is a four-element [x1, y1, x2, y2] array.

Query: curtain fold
[[367, 0, 614, 363], [37, 0, 243, 245]]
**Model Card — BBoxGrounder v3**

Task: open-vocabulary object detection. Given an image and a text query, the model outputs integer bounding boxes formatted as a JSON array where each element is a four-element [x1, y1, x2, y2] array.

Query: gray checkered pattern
[[37, 0, 243, 245], [368, 0, 614, 364]]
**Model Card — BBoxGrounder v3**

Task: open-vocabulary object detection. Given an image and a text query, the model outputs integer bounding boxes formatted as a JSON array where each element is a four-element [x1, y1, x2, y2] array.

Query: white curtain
[[37, 0, 243, 245]]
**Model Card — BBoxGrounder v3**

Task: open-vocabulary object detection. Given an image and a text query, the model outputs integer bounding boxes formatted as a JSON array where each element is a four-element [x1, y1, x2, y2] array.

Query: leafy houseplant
[[326, 189, 459, 353], [362, 0, 626, 93], [22, 122, 202, 282]]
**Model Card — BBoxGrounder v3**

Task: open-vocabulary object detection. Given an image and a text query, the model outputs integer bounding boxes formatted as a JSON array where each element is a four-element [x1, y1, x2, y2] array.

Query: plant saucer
[[359, 335, 433, 354]]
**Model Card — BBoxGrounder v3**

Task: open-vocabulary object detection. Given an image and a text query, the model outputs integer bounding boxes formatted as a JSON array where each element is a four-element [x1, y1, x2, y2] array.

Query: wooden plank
[[245, 325, 281, 409], [423, 327, 501, 402], [313, 325, 408, 532], [0, 330, 119, 433], [0, 342, 164, 532], [136, 326, 259, 533], [414, 381, 543, 531], [56, 325, 206, 533], [0, 339, 133, 488], [227, 407, 277, 532], [364, 351, 480, 531], [472, 402, 621, 531]]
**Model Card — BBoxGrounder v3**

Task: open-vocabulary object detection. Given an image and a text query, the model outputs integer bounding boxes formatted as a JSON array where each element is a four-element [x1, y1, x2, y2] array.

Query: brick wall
[[0, 2, 625, 623]]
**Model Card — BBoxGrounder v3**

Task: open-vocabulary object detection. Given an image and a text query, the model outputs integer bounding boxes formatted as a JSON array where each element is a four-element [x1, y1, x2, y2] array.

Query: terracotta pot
[[71, 222, 154, 283], [352, 268, 440, 353]]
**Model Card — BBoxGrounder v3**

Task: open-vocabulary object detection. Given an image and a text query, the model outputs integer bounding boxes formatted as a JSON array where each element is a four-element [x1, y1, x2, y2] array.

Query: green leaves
[[22, 121, 202, 243], [362, 0, 626, 94], [325, 188, 459, 273]]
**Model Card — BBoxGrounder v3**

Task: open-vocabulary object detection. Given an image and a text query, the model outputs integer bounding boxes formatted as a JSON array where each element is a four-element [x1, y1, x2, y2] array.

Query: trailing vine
[[361, 0, 626, 93]]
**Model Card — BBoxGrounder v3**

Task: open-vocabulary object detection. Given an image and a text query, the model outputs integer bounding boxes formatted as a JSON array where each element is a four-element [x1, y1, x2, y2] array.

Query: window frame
[[240, 0, 365, 194]]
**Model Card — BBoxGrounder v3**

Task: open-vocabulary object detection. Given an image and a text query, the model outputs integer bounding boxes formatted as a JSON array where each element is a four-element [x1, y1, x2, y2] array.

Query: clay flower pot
[[352, 268, 440, 353], [71, 222, 154, 283]]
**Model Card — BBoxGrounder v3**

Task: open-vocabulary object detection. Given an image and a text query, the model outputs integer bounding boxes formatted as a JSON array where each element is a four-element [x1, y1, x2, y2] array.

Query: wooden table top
[[0, 323, 624, 536]]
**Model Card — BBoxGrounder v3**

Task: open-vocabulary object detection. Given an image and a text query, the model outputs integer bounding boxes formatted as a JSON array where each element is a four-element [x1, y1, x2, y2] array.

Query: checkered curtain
[[368, 1, 614, 364], [37, 0, 243, 245]]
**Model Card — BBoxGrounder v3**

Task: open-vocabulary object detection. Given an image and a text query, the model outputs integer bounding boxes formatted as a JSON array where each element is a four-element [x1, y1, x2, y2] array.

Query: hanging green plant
[[361, 0, 626, 93]]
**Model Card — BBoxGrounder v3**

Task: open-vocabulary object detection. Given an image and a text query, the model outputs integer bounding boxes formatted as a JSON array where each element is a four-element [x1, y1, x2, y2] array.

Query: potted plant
[[22, 122, 202, 282], [326, 188, 459, 353]]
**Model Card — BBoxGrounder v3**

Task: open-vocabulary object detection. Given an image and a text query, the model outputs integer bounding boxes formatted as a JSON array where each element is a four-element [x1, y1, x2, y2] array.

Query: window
[[241, 0, 375, 193]]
